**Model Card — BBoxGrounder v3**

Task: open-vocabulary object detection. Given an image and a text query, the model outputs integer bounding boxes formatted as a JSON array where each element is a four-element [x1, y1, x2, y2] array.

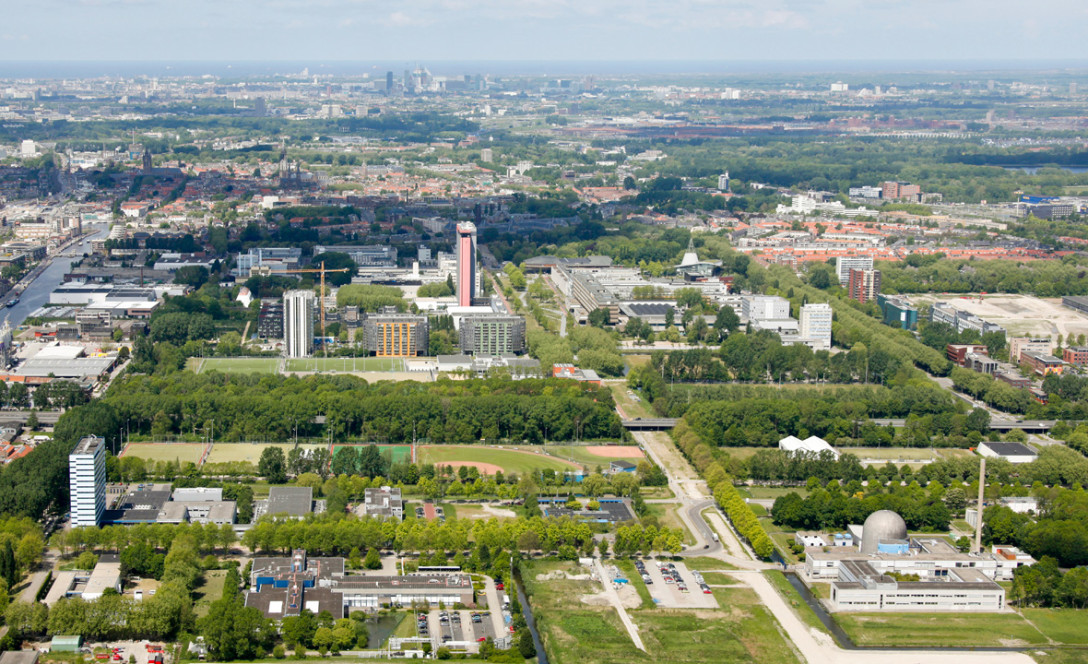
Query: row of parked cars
[[689, 569, 712, 594], [633, 559, 653, 585], [657, 561, 688, 592]]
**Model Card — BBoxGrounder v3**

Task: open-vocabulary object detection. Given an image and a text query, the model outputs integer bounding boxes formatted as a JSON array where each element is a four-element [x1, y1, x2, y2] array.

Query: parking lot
[[420, 609, 496, 653], [639, 560, 718, 609]]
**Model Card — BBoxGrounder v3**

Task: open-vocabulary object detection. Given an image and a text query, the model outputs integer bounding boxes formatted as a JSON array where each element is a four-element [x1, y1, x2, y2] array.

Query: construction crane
[[281, 261, 351, 356]]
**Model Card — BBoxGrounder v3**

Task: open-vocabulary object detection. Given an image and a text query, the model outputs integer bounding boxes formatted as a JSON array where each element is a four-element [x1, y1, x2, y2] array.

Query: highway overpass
[[621, 418, 678, 430], [870, 418, 1055, 433]]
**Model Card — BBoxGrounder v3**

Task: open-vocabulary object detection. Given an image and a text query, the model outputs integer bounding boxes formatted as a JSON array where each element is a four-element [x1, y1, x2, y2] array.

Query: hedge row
[[673, 419, 776, 560]]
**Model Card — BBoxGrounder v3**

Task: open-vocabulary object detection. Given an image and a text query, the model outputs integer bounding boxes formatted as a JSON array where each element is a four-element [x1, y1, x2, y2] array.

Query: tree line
[[55, 373, 623, 445], [647, 382, 975, 449], [672, 419, 776, 559], [240, 513, 680, 558], [878, 256, 1088, 298], [647, 333, 906, 385], [983, 488, 1088, 569], [770, 484, 952, 532]]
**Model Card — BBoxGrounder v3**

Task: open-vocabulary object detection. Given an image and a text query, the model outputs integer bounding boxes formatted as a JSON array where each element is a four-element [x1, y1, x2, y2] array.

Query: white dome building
[[860, 510, 908, 555]]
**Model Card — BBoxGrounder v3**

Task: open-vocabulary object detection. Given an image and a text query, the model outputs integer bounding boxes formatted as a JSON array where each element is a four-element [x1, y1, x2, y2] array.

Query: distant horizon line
[[3, 59, 1088, 79], [3, 57, 1088, 63]]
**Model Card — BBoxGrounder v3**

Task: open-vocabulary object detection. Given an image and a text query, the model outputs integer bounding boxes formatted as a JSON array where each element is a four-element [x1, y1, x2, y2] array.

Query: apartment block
[[69, 436, 106, 527]]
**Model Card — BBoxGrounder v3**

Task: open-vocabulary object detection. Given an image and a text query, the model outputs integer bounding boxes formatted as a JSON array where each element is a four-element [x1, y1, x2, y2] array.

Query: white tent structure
[[778, 435, 840, 460]]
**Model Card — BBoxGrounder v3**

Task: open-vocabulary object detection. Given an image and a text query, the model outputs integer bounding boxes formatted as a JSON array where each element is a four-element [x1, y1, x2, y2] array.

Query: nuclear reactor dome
[[860, 510, 908, 554]]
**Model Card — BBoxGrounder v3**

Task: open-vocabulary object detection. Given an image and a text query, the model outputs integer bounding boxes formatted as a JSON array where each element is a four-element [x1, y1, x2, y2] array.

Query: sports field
[[205, 443, 326, 465], [332, 444, 412, 464], [540, 445, 645, 467], [419, 445, 579, 476], [286, 357, 405, 372], [193, 357, 281, 375], [120, 442, 206, 465]]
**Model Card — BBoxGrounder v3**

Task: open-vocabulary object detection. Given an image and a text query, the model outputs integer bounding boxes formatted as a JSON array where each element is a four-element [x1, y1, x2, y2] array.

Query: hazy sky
[[4, 0, 1088, 63]]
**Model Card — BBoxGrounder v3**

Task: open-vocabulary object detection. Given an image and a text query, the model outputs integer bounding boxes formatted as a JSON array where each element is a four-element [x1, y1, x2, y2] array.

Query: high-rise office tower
[[457, 222, 477, 307], [386, 71, 394, 92], [283, 290, 315, 358], [69, 436, 106, 527]]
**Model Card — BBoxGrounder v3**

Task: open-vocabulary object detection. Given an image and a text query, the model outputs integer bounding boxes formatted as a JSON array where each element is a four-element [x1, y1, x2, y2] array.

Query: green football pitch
[[286, 357, 405, 372], [193, 357, 281, 374]]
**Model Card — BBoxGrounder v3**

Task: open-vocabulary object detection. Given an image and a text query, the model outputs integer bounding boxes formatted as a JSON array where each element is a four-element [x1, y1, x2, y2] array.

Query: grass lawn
[[768, 531, 801, 564], [206, 443, 324, 465], [741, 486, 809, 500], [1030, 651, 1088, 664], [193, 570, 228, 617], [683, 556, 737, 572], [286, 357, 405, 372], [836, 612, 1049, 647], [937, 448, 978, 460], [699, 572, 737, 585], [1023, 609, 1088, 644], [645, 503, 693, 544], [419, 445, 578, 476], [848, 447, 940, 461], [763, 571, 829, 636], [635, 605, 801, 664], [717, 447, 773, 462], [625, 355, 652, 369], [120, 442, 205, 464], [609, 384, 655, 420], [614, 559, 655, 610], [391, 611, 419, 639], [543, 445, 645, 467], [195, 356, 281, 375], [639, 486, 674, 499], [522, 560, 644, 664], [523, 560, 800, 664]]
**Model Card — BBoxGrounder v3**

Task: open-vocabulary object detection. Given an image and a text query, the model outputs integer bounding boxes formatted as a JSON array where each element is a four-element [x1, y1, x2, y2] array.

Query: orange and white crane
[[280, 261, 351, 355]]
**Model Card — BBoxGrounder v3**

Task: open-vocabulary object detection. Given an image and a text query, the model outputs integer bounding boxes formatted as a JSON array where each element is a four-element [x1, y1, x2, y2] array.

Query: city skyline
[[4, 0, 1088, 63]]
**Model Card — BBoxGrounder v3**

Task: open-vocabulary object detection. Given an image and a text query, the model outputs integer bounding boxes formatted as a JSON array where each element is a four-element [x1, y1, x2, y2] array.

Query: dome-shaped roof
[[860, 510, 908, 554]]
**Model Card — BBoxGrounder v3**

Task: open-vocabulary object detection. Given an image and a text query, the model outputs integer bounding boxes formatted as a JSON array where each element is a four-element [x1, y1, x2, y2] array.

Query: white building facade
[[69, 436, 106, 527], [799, 302, 833, 350], [283, 290, 315, 358]]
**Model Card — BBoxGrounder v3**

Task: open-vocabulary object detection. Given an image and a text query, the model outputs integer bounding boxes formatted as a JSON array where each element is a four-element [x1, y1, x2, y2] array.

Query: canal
[[5, 224, 109, 327]]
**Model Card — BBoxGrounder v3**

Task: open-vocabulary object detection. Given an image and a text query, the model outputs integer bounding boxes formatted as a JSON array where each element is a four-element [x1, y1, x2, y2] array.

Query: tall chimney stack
[[974, 457, 986, 554]]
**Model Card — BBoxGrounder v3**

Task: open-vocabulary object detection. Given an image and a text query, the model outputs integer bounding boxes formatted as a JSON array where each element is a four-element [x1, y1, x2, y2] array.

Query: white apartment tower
[[69, 436, 106, 527], [283, 290, 315, 358], [836, 256, 874, 286], [742, 295, 790, 322], [800, 303, 833, 351]]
